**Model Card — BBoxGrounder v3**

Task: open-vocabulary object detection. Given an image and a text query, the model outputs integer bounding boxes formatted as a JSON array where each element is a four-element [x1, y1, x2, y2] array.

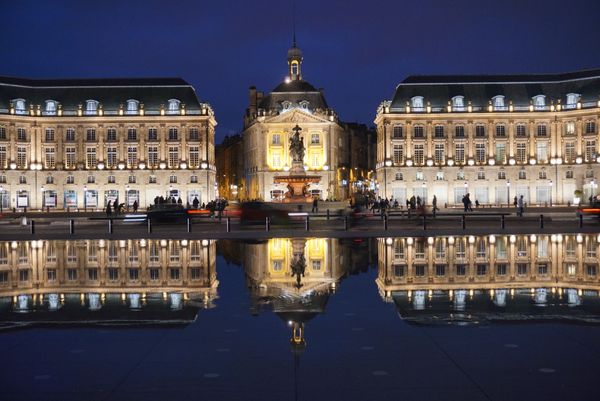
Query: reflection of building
[[0, 239, 217, 327], [375, 70, 600, 205], [242, 238, 352, 345], [377, 235, 600, 323], [242, 42, 356, 201], [0, 77, 217, 210]]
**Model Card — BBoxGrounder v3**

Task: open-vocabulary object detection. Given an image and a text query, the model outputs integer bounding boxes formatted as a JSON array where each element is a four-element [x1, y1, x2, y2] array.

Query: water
[[1, 235, 600, 401]]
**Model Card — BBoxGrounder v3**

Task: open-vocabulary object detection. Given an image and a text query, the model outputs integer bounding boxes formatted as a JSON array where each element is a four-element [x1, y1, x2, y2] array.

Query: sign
[[85, 190, 98, 207], [44, 192, 56, 207], [17, 194, 28, 207], [64, 190, 77, 207]]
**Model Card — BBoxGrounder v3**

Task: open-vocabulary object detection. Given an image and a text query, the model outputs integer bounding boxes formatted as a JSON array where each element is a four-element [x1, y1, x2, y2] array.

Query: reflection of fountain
[[274, 125, 321, 202], [290, 239, 306, 289]]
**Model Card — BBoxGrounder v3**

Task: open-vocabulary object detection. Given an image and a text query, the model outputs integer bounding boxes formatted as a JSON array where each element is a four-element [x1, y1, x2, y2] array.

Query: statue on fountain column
[[289, 124, 305, 163]]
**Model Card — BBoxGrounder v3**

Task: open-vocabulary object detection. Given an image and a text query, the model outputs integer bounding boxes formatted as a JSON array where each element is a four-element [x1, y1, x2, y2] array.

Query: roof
[[390, 68, 600, 110], [258, 79, 329, 111], [0, 75, 204, 114]]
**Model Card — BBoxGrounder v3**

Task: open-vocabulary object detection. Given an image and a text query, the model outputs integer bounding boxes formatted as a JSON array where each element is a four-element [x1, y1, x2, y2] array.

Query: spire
[[287, 1, 303, 81], [292, 0, 296, 48]]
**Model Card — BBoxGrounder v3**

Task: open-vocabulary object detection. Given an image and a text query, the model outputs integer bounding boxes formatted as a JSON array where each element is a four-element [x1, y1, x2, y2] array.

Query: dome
[[287, 45, 303, 60]]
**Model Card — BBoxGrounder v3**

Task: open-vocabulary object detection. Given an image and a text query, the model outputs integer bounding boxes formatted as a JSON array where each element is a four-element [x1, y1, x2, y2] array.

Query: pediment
[[265, 109, 331, 124]]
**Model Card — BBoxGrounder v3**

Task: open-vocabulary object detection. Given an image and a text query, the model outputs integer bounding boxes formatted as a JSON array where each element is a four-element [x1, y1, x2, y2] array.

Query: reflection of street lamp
[[83, 185, 87, 212], [0, 185, 3, 213], [549, 180, 553, 206], [506, 180, 510, 206], [126, 185, 130, 208]]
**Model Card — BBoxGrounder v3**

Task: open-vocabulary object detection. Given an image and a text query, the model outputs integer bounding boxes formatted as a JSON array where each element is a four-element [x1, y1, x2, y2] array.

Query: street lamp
[[41, 185, 45, 211], [549, 180, 553, 207], [83, 185, 87, 212], [0, 185, 3, 213], [506, 180, 510, 206], [126, 185, 130, 210]]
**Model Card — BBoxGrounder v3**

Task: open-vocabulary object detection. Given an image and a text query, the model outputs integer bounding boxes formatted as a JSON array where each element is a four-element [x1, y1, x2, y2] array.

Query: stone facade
[[0, 77, 216, 210]]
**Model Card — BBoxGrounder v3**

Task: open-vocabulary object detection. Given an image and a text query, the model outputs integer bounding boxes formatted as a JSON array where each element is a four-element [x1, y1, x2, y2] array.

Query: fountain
[[274, 124, 321, 202]]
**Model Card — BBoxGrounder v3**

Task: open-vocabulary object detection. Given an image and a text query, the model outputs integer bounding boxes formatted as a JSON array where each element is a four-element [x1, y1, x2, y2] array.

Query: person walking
[[432, 195, 439, 217], [513, 196, 518, 208], [132, 200, 138, 213], [517, 195, 525, 217], [106, 200, 112, 217], [312, 197, 318, 213], [193, 196, 199, 209]]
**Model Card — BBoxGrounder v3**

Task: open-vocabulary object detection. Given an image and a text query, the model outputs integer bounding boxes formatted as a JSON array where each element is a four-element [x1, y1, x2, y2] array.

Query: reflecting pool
[[2, 235, 600, 401]]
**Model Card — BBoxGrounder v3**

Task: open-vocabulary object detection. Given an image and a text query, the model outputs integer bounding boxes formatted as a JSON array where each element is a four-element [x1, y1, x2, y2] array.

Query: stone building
[[215, 134, 243, 200], [241, 42, 348, 201], [0, 76, 216, 210], [375, 69, 600, 206]]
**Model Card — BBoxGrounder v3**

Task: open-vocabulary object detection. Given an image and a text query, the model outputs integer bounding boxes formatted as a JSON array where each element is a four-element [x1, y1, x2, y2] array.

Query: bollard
[[147, 218, 152, 234], [344, 215, 348, 231], [266, 217, 270, 231], [187, 218, 192, 233], [30, 220, 35, 235], [108, 219, 113, 234], [540, 214, 544, 229], [326, 209, 330, 220], [384, 214, 388, 230], [501, 214, 505, 230], [226, 217, 231, 232], [461, 214, 466, 230], [579, 214, 583, 228], [423, 214, 427, 230], [305, 215, 310, 231], [69, 219, 75, 235]]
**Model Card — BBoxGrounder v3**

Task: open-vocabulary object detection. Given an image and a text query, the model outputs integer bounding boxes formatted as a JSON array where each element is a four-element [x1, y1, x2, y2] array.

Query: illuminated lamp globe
[[576, 157, 583, 164], [180, 162, 187, 170], [467, 159, 475, 166], [118, 162, 125, 170], [447, 159, 454, 166], [159, 162, 167, 169], [509, 158, 516, 166], [426, 159, 434, 167], [488, 159, 495, 166], [97, 162, 105, 170], [138, 162, 146, 170], [200, 161, 208, 169], [9, 162, 16, 170], [529, 159, 536, 165], [323, 165, 329, 171], [405, 160, 413, 167]]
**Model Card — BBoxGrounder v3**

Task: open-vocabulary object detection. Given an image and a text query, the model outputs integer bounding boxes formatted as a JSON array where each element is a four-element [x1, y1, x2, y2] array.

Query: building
[[0, 76, 216, 211], [375, 69, 600, 206], [340, 122, 377, 198], [215, 134, 243, 200], [242, 41, 349, 201]]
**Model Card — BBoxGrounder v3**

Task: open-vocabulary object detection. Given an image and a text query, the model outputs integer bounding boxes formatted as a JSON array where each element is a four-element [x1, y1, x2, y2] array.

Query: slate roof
[[258, 79, 329, 111], [390, 68, 600, 110], [0, 76, 203, 113]]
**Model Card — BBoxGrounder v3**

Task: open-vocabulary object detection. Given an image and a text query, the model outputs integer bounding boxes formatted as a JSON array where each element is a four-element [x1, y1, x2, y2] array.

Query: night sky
[[2, 0, 600, 143]]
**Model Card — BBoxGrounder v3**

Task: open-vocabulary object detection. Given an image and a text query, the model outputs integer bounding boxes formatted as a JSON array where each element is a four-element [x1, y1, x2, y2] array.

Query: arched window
[[281, 101, 292, 110], [299, 100, 309, 110], [452, 96, 465, 111], [45, 100, 57, 115], [126, 99, 139, 115], [492, 95, 505, 110], [167, 99, 180, 115], [565, 93, 580, 109], [395, 172, 403, 181], [411, 96, 424, 111], [533, 95, 546, 110], [13, 98, 26, 115], [85, 100, 99, 115]]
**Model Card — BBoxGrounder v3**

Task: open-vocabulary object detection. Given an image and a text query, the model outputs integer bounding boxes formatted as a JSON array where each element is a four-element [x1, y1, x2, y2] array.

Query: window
[[86, 128, 96, 141], [0, 174, 5, 183], [516, 143, 527, 164], [565, 121, 575, 135], [88, 269, 98, 281], [87, 175, 95, 184], [493, 95, 505, 110], [190, 175, 198, 183], [497, 171, 506, 179], [147, 146, 158, 168], [517, 263, 528, 275], [476, 264, 487, 276], [393, 145, 403, 164], [127, 147, 138, 168], [86, 148, 97, 169], [126, 99, 139, 115], [127, 128, 137, 141], [415, 265, 425, 276], [585, 140, 596, 162], [434, 144, 445, 164], [395, 172, 403, 180], [13, 98, 26, 115], [413, 125, 424, 138], [311, 134, 320, 144], [47, 269, 56, 281], [495, 143, 506, 163], [477, 170, 485, 180], [475, 125, 485, 137], [566, 93, 580, 108], [128, 175, 136, 184], [586, 121, 596, 134], [169, 175, 177, 184], [435, 264, 446, 276], [168, 99, 180, 114], [394, 265, 405, 277], [67, 268, 78, 281], [518, 169, 526, 179], [85, 100, 99, 115], [455, 144, 465, 164], [411, 96, 424, 110], [108, 175, 116, 184], [106, 128, 117, 141], [537, 124, 547, 137], [19, 175, 27, 184], [587, 264, 597, 277], [393, 125, 403, 139], [107, 147, 117, 168], [475, 143, 486, 163], [452, 96, 465, 111], [566, 170, 574, 179], [45, 100, 57, 115], [533, 95, 545, 110], [168, 146, 179, 168], [149, 175, 157, 184], [19, 269, 29, 281], [17, 128, 27, 141], [516, 124, 527, 137], [536, 142, 548, 163], [44, 147, 56, 169], [149, 268, 159, 281], [129, 268, 139, 281], [45, 128, 55, 141], [434, 125, 444, 138], [170, 268, 181, 280], [65, 128, 75, 141], [272, 134, 281, 145], [539, 170, 547, 179], [272, 152, 281, 168], [168, 127, 178, 141], [436, 171, 444, 181], [455, 264, 466, 276], [455, 125, 465, 137], [17, 146, 27, 168], [0, 126, 5, 140], [0, 147, 6, 169], [189, 127, 199, 140], [189, 146, 200, 168], [496, 124, 506, 137], [565, 142, 575, 163], [148, 128, 158, 141], [415, 171, 424, 181], [66, 175, 74, 184], [413, 144, 424, 165]]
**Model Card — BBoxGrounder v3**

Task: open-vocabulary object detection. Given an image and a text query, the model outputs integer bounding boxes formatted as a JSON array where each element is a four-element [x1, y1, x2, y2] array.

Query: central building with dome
[[241, 41, 354, 201]]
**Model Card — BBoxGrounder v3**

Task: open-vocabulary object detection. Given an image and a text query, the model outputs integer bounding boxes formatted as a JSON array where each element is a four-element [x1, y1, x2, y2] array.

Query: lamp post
[[549, 180, 553, 207], [201, 161, 209, 203], [0, 185, 3, 213], [41, 185, 45, 211], [506, 180, 510, 207], [126, 185, 130, 210], [422, 181, 426, 204], [83, 185, 87, 213]]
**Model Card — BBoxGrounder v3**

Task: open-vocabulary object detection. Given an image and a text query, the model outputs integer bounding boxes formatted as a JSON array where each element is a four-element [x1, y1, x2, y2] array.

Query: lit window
[[65, 148, 76, 169], [411, 96, 424, 110], [311, 134, 320, 144], [492, 95, 505, 110], [564, 142, 575, 163], [413, 144, 424, 165], [85, 100, 99, 115], [565, 122, 575, 135], [107, 147, 117, 168], [452, 96, 465, 111], [168, 146, 179, 168], [585, 140, 596, 162], [126, 99, 139, 115], [454, 144, 465, 164], [13, 99, 26, 115], [45, 100, 57, 115], [516, 143, 527, 164], [565, 93, 580, 109], [457, 170, 465, 180], [168, 99, 180, 114], [533, 95, 546, 110], [127, 146, 138, 168], [44, 147, 56, 169], [416, 171, 424, 181], [434, 144, 445, 164], [475, 143, 486, 163], [536, 142, 548, 163], [393, 125, 403, 139], [393, 144, 403, 164], [436, 171, 444, 181]]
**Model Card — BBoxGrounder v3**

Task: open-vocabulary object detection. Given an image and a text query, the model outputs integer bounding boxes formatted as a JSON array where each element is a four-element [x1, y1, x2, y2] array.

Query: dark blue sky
[[2, 0, 600, 143]]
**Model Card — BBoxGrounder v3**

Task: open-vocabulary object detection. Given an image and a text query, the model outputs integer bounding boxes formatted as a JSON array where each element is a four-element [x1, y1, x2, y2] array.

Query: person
[[193, 196, 199, 209], [432, 195, 439, 217], [513, 196, 518, 208], [177, 197, 183, 205], [462, 195, 469, 212], [416, 196, 422, 208], [517, 195, 524, 217], [106, 200, 112, 217], [132, 200, 138, 213], [312, 197, 318, 213], [467, 194, 473, 211], [475, 199, 480, 208]]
